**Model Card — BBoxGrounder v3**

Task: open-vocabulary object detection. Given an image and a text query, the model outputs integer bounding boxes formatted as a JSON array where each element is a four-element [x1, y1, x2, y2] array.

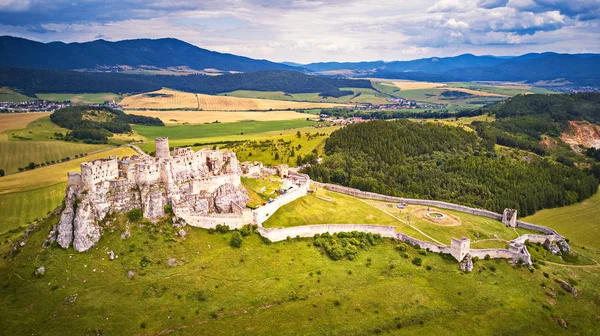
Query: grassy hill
[[0, 211, 598, 335]]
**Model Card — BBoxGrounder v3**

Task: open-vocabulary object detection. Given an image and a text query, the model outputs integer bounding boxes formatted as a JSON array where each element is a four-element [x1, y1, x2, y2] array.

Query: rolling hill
[[0, 36, 300, 72]]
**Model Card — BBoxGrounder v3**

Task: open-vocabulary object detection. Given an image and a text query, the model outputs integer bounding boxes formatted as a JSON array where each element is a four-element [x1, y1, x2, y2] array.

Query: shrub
[[127, 208, 143, 222], [412, 257, 422, 266], [484, 254, 491, 260], [230, 231, 243, 248], [426, 265, 432, 271], [140, 322, 146, 329], [163, 205, 173, 216]]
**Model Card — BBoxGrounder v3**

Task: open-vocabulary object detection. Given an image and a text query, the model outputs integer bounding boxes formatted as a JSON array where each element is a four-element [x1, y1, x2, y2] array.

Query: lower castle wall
[[469, 249, 513, 259], [512, 234, 561, 245], [256, 224, 398, 242], [253, 177, 310, 225], [183, 210, 254, 230]]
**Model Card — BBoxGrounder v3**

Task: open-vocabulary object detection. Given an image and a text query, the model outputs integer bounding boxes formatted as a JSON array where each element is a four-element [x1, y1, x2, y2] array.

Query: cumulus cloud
[[0, 0, 597, 62]]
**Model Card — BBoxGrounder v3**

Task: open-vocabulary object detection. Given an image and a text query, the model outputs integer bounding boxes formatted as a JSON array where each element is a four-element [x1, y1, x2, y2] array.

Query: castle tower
[[155, 137, 170, 159], [450, 237, 470, 261], [502, 208, 517, 227]]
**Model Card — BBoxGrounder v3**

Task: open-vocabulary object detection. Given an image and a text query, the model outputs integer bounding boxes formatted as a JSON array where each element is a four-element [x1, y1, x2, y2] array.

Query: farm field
[[0, 146, 136, 195], [1, 211, 598, 335], [0, 112, 50, 133], [523, 188, 600, 249], [121, 88, 345, 110], [222, 88, 392, 105], [36, 93, 121, 104], [136, 126, 339, 165], [0, 183, 66, 233], [121, 88, 199, 109], [6, 116, 71, 141], [0, 87, 36, 102], [133, 119, 319, 141], [0, 115, 112, 173], [0, 140, 109, 174], [127, 110, 316, 125]]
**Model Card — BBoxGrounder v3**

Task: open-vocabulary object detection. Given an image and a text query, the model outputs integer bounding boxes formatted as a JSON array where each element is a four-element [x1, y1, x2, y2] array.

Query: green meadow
[[133, 119, 319, 141], [0, 211, 598, 335], [36, 92, 121, 104], [523, 188, 600, 249]]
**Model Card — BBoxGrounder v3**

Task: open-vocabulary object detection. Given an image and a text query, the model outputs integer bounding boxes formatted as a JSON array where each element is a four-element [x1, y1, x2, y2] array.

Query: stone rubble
[[459, 254, 474, 273]]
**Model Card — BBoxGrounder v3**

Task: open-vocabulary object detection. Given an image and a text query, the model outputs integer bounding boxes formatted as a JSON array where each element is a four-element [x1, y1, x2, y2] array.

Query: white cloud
[[0, 0, 597, 62]]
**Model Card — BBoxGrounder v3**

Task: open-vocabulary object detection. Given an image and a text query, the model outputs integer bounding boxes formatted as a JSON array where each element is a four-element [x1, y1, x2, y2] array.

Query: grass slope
[[0, 146, 136, 194], [133, 120, 319, 141], [0, 183, 66, 233], [0, 112, 51, 133], [0, 140, 109, 174], [0, 87, 35, 102], [523, 188, 600, 249], [0, 213, 598, 335], [36, 93, 121, 104], [127, 110, 316, 125]]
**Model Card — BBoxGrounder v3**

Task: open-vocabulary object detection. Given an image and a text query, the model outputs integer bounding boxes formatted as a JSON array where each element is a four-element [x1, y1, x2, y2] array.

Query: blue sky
[[0, 0, 598, 63]]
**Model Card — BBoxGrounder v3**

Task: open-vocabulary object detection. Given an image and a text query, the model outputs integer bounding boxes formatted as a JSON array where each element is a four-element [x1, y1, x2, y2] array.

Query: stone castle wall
[[253, 172, 310, 225], [257, 224, 398, 242]]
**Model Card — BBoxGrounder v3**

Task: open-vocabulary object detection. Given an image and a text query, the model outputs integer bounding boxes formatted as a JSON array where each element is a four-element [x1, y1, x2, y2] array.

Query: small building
[[276, 164, 289, 178]]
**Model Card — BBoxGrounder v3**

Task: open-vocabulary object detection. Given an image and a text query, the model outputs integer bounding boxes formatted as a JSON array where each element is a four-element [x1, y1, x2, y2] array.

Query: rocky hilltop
[[56, 138, 249, 251]]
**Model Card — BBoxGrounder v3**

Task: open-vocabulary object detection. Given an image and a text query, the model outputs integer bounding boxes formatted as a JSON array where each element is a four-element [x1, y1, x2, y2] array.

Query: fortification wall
[[254, 176, 310, 225], [311, 182, 503, 220], [182, 210, 254, 230], [469, 249, 513, 259], [512, 234, 562, 245], [516, 221, 559, 235], [192, 174, 241, 193], [257, 224, 398, 242]]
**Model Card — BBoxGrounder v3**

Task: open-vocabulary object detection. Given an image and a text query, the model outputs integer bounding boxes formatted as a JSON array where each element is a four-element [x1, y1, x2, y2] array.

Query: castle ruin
[[57, 138, 249, 251]]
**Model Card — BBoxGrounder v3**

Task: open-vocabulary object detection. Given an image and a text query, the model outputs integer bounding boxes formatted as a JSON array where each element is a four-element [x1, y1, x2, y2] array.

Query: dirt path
[[359, 199, 445, 245]]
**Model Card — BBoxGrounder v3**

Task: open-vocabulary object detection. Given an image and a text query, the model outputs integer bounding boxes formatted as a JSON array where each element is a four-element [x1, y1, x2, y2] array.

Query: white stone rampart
[[512, 234, 562, 245], [253, 173, 310, 225], [468, 249, 513, 259], [182, 210, 254, 230], [257, 224, 398, 242]]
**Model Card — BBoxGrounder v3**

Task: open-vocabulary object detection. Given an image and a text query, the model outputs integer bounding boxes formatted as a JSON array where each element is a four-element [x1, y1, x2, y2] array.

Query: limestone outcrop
[[459, 254, 474, 273], [56, 138, 248, 252]]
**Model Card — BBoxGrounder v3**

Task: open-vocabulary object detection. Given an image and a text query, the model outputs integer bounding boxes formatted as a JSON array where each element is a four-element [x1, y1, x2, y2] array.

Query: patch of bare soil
[[412, 208, 462, 226], [560, 121, 600, 151], [540, 136, 559, 150]]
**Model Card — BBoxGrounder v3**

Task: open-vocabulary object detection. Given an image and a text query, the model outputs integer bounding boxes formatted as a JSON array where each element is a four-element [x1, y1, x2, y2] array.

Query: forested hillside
[[303, 120, 598, 216], [50, 106, 163, 143], [0, 36, 298, 72], [474, 93, 600, 156], [0, 67, 372, 96]]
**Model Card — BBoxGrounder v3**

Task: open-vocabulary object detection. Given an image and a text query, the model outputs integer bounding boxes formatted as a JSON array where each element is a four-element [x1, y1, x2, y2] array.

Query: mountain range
[[0, 36, 298, 72], [1, 36, 599, 86]]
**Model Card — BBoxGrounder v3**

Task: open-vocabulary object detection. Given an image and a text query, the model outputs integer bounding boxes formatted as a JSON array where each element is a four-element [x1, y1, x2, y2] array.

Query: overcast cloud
[[0, 0, 598, 62]]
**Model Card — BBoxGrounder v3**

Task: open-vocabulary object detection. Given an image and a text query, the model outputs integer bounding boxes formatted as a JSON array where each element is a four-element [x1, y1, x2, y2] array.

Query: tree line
[[302, 120, 598, 216], [50, 106, 163, 143]]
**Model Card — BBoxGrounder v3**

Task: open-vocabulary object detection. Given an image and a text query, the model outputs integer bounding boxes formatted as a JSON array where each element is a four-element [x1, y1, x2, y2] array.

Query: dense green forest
[[50, 106, 163, 143], [322, 108, 485, 120], [303, 120, 598, 216], [0, 67, 372, 96]]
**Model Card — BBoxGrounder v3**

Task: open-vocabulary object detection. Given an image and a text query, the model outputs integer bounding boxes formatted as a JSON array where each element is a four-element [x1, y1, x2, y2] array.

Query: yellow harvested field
[[0, 147, 136, 195], [391, 81, 446, 90], [196, 94, 342, 111], [127, 110, 318, 124], [121, 89, 199, 109], [443, 88, 505, 97], [121, 88, 345, 111], [0, 112, 51, 132]]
